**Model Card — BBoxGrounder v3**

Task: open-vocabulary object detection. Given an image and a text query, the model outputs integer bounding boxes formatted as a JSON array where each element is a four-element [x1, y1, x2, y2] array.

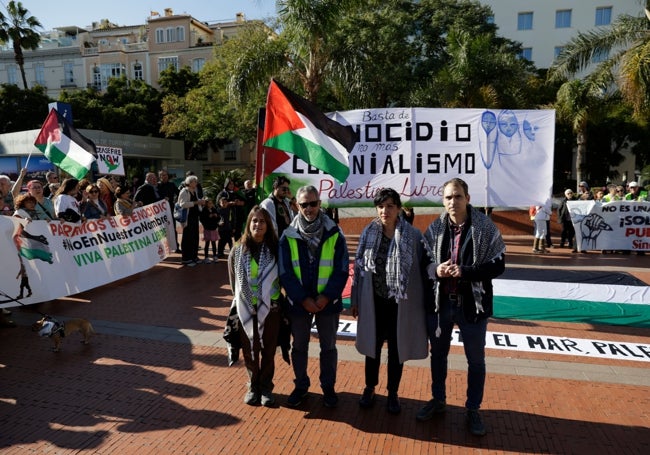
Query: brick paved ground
[[1, 228, 649, 454]]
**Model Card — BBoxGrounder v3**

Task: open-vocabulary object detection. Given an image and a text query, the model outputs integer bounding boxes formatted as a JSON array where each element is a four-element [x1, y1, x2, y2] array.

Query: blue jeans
[[426, 299, 488, 410], [289, 311, 339, 391]]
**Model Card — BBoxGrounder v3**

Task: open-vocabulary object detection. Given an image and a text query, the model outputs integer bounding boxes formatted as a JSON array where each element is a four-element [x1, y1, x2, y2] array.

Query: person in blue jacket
[[279, 185, 349, 409]]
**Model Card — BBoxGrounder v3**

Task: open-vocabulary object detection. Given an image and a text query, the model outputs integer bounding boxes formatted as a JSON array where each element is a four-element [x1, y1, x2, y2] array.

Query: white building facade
[[480, 0, 643, 69]]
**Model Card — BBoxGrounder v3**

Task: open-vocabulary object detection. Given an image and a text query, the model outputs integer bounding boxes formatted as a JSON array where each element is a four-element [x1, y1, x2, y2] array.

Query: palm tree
[[229, 0, 360, 103], [0, 1, 42, 90], [548, 12, 650, 120], [554, 79, 612, 189]]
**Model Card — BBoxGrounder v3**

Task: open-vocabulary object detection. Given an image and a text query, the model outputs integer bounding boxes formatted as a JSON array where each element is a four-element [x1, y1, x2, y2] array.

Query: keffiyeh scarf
[[232, 243, 279, 356], [356, 216, 415, 301], [422, 205, 506, 315], [296, 212, 324, 259]]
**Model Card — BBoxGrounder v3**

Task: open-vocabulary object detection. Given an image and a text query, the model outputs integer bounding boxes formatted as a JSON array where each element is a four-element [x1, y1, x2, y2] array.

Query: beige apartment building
[[0, 9, 256, 179]]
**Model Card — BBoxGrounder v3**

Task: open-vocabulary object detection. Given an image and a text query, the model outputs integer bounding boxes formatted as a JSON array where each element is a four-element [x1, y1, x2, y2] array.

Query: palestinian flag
[[262, 79, 357, 184], [34, 108, 96, 180]]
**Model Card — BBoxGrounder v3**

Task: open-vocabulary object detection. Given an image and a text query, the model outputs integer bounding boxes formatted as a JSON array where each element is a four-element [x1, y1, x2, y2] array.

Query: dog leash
[[0, 288, 50, 318]]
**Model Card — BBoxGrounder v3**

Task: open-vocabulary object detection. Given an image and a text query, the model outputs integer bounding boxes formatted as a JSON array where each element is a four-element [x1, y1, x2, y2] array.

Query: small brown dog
[[32, 316, 94, 352]]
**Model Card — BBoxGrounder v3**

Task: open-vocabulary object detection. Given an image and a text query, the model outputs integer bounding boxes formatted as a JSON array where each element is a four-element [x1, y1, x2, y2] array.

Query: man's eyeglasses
[[299, 200, 319, 209]]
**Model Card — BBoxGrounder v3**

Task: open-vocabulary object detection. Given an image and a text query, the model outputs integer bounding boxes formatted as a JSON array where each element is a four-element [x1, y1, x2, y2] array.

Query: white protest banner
[[568, 200, 650, 252], [0, 200, 175, 307], [264, 108, 555, 207], [96, 146, 125, 176], [330, 321, 650, 363]]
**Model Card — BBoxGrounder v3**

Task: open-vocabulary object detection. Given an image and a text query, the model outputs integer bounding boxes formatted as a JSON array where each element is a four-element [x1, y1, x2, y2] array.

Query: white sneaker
[[187, 261, 197, 267], [204, 258, 212, 263]]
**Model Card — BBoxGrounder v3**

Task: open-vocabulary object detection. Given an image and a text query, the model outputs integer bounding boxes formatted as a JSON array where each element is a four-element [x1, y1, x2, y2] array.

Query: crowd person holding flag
[[10, 168, 55, 220]]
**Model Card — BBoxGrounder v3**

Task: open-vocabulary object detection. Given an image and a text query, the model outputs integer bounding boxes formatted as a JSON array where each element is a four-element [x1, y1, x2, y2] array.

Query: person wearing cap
[[578, 181, 594, 200], [557, 189, 576, 249], [624, 182, 648, 201]]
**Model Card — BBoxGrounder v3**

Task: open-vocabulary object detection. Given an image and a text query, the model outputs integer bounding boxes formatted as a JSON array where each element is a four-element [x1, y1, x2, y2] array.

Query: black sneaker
[[287, 388, 308, 407], [416, 398, 446, 421], [323, 387, 338, 408], [386, 394, 401, 414], [467, 409, 487, 436], [358, 387, 376, 408]]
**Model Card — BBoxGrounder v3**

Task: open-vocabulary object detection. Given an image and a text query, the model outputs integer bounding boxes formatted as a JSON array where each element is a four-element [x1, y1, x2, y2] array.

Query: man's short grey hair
[[0, 175, 10, 183], [185, 175, 198, 185], [295, 185, 319, 200]]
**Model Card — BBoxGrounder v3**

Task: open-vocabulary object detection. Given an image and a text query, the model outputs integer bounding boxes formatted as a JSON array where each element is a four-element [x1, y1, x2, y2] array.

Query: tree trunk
[[13, 42, 28, 89], [576, 130, 586, 191]]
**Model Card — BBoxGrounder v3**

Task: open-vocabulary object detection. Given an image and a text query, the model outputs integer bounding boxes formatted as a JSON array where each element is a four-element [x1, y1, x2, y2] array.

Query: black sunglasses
[[299, 200, 319, 209]]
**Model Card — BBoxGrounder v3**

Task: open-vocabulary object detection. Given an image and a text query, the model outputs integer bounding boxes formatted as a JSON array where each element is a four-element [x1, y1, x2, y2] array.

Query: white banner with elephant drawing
[[0, 200, 175, 308], [568, 200, 650, 252], [266, 108, 555, 207]]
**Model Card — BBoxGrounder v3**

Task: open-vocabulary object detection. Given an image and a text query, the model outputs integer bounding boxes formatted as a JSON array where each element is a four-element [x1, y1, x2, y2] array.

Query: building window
[[192, 58, 205, 72], [158, 56, 179, 73], [224, 149, 237, 161], [166, 27, 176, 42], [133, 62, 143, 80], [155, 28, 164, 43], [517, 12, 533, 31], [92, 65, 101, 90], [34, 63, 45, 86], [555, 10, 572, 28], [176, 26, 185, 42], [519, 48, 533, 61], [63, 62, 74, 84], [595, 7, 612, 26], [7, 65, 17, 85], [554, 46, 565, 59]]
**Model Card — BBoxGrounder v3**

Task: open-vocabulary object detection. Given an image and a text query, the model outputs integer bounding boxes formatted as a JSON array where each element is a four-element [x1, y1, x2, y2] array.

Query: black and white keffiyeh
[[355, 216, 415, 301], [422, 205, 506, 315], [232, 243, 279, 355]]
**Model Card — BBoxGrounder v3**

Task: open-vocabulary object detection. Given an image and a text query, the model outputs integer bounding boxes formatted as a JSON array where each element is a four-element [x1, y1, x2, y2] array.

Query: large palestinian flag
[[34, 108, 96, 180], [262, 79, 357, 184]]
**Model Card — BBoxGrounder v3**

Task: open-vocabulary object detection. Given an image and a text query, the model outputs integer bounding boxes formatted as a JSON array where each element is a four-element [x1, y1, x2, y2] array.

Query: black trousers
[[365, 297, 403, 395], [239, 309, 281, 393]]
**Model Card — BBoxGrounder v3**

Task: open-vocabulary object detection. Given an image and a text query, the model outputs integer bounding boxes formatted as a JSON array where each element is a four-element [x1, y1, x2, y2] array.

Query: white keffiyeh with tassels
[[355, 216, 414, 301], [232, 243, 279, 357]]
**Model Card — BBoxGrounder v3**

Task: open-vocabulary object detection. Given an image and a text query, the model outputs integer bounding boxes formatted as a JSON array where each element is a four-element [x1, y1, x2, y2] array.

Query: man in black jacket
[[134, 172, 161, 206], [417, 178, 506, 436]]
